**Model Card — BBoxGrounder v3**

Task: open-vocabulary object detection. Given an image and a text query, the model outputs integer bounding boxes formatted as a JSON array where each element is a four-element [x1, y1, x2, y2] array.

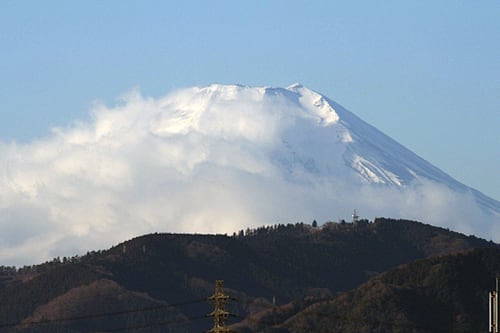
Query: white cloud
[[0, 86, 498, 266]]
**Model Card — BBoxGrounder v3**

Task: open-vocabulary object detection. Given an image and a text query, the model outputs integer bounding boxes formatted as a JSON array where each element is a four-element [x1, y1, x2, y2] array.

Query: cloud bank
[[1, 85, 498, 266]]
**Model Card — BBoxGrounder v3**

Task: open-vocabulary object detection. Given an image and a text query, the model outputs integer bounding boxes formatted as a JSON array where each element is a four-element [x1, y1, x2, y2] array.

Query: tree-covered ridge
[[274, 247, 500, 333], [0, 218, 497, 332]]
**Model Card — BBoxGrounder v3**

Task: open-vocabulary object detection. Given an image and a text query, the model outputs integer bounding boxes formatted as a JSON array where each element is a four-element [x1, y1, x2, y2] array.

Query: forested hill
[[0, 218, 497, 332], [238, 247, 500, 333]]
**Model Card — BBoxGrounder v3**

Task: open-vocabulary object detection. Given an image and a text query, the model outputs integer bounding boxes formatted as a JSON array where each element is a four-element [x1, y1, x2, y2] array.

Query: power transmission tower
[[490, 275, 499, 333], [207, 280, 237, 333]]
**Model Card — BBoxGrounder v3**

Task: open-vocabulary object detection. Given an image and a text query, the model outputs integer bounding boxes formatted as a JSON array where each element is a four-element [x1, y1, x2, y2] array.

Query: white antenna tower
[[489, 275, 499, 333], [352, 209, 359, 223]]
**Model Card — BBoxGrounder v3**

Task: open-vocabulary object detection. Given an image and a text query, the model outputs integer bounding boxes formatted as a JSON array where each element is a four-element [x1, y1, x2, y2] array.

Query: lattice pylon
[[207, 280, 236, 333]]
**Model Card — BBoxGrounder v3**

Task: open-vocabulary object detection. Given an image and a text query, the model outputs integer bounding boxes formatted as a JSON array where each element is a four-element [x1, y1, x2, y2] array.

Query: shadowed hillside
[[249, 247, 500, 333], [0, 218, 497, 332]]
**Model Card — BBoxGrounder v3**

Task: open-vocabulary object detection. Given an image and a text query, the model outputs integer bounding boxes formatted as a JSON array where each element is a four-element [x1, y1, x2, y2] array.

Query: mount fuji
[[155, 83, 498, 209], [1, 83, 498, 265]]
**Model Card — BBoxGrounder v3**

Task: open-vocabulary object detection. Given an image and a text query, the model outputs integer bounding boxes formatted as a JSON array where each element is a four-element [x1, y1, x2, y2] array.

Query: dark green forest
[[0, 218, 498, 333]]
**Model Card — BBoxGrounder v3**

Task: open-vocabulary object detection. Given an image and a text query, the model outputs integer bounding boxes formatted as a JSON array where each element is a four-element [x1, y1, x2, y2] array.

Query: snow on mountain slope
[[285, 84, 499, 213], [0, 83, 498, 266], [150, 82, 499, 214]]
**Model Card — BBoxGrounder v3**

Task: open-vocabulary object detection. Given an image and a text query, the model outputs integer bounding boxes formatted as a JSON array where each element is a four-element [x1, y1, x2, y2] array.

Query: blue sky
[[1, 0, 499, 200]]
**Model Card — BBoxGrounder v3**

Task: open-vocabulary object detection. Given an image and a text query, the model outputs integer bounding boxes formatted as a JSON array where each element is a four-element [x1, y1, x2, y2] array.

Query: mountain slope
[[0, 218, 497, 332], [322, 92, 499, 212], [282, 83, 499, 211], [268, 247, 500, 333]]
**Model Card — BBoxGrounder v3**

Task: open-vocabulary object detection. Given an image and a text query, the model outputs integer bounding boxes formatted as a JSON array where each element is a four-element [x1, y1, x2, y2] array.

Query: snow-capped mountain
[[159, 82, 499, 214], [1, 82, 498, 266]]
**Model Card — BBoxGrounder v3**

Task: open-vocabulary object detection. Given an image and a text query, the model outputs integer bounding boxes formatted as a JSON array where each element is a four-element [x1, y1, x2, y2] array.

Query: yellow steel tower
[[207, 280, 236, 333]]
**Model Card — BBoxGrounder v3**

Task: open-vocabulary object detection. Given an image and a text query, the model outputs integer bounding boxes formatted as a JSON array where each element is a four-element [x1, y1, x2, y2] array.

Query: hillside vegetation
[[0, 218, 497, 332]]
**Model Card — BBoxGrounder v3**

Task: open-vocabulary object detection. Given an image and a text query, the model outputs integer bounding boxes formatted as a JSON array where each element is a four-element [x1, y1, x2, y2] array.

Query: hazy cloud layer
[[1, 86, 498, 266]]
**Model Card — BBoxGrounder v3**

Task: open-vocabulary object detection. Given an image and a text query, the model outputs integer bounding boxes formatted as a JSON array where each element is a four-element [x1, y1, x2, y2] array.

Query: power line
[[0, 297, 207, 329], [0, 287, 490, 333], [234, 302, 481, 333], [100, 314, 207, 333]]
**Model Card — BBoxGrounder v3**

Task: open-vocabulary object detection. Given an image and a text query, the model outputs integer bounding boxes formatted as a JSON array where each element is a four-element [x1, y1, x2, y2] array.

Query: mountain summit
[[155, 83, 498, 210], [1, 83, 498, 265]]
